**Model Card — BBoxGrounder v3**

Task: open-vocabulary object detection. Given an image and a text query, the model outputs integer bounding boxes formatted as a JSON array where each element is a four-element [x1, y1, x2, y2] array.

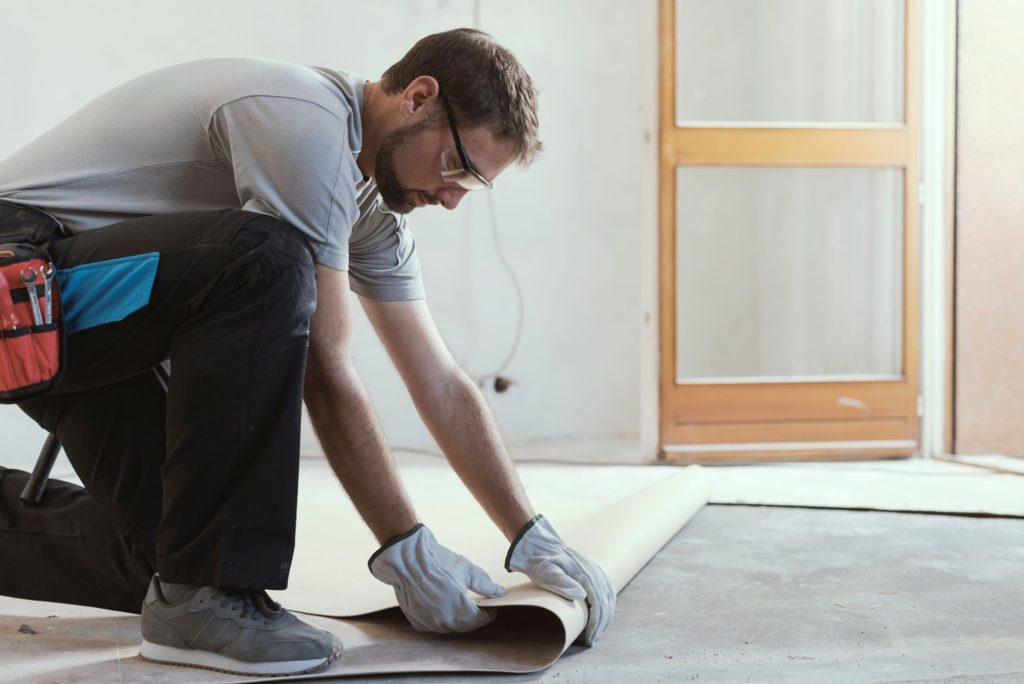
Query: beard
[[373, 115, 442, 215]]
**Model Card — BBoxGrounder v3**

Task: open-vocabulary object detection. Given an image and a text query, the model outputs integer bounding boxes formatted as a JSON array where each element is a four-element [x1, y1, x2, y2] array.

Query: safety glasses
[[439, 91, 493, 191]]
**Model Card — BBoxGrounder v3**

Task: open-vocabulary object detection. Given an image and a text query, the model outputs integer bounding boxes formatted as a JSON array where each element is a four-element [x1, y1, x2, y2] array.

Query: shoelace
[[216, 589, 283, 622]]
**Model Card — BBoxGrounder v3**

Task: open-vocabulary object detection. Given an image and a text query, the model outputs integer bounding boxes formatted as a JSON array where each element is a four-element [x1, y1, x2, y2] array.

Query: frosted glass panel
[[676, 0, 904, 123], [675, 167, 903, 381]]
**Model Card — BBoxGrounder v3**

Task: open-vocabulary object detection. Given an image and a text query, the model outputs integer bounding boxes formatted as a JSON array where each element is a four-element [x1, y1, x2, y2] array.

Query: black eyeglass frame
[[438, 91, 494, 190]]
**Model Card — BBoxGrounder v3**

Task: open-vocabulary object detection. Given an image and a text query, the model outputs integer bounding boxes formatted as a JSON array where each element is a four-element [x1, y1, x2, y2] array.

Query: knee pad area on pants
[[228, 214, 316, 302], [230, 213, 316, 268], [222, 216, 317, 349]]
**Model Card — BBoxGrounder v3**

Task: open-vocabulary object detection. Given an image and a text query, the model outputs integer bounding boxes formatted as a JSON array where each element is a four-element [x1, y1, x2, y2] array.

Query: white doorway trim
[[919, 0, 956, 458]]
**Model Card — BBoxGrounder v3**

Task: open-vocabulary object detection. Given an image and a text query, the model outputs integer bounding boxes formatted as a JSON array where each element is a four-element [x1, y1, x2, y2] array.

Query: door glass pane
[[675, 167, 903, 382], [676, 0, 905, 124]]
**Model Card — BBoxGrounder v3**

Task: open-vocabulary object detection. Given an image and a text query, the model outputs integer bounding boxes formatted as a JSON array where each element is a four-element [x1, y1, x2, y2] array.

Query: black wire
[[468, 1, 525, 388], [477, 192, 525, 385]]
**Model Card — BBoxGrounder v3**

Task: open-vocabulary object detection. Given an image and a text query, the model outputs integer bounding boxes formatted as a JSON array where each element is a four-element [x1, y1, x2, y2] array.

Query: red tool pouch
[[0, 200, 67, 403], [0, 244, 64, 402]]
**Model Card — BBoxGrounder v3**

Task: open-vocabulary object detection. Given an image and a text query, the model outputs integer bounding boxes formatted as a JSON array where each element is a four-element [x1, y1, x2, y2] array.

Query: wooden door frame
[[658, 0, 923, 462]]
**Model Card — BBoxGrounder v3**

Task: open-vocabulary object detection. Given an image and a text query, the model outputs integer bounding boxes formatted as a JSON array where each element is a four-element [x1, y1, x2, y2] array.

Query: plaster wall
[[955, 0, 1024, 455]]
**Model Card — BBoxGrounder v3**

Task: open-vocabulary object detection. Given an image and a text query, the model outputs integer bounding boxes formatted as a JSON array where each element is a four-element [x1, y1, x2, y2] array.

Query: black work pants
[[0, 209, 316, 614]]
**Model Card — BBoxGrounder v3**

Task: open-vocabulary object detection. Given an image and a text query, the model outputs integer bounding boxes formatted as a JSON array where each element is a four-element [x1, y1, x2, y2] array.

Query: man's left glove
[[505, 515, 616, 646], [369, 523, 508, 633]]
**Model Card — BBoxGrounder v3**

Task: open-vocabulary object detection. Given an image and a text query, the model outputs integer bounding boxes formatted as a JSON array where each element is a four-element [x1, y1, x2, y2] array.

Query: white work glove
[[368, 523, 507, 633], [505, 515, 616, 647]]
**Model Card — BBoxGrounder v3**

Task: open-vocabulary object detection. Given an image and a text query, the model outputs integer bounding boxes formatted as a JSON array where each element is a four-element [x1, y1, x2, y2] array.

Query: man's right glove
[[505, 514, 616, 646], [369, 523, 507, 634]]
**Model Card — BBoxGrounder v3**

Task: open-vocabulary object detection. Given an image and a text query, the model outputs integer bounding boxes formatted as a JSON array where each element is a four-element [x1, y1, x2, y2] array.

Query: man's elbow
[[411, 365, 480, 415], [304, 345, 356, 403]]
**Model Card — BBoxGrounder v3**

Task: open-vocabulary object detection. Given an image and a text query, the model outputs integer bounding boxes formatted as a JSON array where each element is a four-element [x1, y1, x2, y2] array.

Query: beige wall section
[[956, 0, 1024, 455]]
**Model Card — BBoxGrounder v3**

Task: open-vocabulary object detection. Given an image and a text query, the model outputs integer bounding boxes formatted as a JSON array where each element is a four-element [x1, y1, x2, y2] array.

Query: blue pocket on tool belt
[[58, 253, 160, 334]]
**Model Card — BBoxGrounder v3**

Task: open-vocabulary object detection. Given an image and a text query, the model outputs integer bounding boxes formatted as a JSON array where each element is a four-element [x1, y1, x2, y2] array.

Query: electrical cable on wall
[[468, 0, 525, 394], [475, 192, 525, 393]]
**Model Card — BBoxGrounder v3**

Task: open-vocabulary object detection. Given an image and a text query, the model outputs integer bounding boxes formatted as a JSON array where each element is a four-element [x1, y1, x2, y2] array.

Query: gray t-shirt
[[0, 57, 424, 301]]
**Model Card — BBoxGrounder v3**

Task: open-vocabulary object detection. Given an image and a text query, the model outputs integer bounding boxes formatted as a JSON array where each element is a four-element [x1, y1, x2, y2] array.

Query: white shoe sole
[[139, 639, 335, 677]]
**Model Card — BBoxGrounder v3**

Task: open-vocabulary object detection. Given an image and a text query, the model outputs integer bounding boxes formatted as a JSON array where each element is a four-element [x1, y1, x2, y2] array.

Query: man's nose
[[438, 187, 469, 210]]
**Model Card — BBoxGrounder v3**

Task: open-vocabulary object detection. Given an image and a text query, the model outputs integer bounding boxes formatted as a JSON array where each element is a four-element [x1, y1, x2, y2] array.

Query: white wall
[[955, 0, 1024, 456], [0, 0, 658, 468]]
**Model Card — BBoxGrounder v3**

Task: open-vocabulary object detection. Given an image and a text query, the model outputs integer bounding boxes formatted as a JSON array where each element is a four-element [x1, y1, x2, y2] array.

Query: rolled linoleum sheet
[[0, 461, 711, 683], [250, 462, 711, 682], [280, 460, 709, 617]]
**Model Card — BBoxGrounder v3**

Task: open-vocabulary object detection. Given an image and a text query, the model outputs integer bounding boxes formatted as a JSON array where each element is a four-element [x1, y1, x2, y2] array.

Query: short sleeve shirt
[[0, 57, 423, 301]]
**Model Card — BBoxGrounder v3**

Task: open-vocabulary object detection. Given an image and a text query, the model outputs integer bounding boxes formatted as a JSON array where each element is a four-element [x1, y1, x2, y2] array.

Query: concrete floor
[[4, 502, 1023, 682], [343, 505, 1024, 684]]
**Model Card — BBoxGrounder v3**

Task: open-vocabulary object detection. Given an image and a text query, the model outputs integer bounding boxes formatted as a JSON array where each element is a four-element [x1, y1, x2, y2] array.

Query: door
[[659, 0, 922, 462]]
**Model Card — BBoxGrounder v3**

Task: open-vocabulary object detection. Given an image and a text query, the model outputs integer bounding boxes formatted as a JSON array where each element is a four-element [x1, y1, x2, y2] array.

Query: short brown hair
[[381, 29, 542, 164]]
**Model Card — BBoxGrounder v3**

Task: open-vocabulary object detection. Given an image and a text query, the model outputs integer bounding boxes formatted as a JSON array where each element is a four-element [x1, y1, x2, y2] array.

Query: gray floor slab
[[4, 505, 1023, 683], [331, 505, 1024, 684]]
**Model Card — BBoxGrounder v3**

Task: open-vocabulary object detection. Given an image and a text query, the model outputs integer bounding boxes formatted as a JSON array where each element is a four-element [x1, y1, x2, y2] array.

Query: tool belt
[[0, 201, 67, 403]]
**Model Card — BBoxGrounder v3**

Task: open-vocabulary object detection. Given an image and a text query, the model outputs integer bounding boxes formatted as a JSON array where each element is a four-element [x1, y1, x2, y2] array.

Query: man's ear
[[400, 75, 440, 119]]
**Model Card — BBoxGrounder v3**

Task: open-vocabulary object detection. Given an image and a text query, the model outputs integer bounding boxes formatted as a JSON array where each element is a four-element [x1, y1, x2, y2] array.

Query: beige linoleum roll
[[251, 462, 711, 681]]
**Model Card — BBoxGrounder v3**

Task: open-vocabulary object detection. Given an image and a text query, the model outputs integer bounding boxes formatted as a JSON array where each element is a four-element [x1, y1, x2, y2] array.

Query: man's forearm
[[304, 361, 418, 543], [415, 370, 536, 541]]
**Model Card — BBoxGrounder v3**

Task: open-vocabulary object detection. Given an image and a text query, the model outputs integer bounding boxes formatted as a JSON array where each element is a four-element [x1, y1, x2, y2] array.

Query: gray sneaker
[[139, 575, 340, 676]]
